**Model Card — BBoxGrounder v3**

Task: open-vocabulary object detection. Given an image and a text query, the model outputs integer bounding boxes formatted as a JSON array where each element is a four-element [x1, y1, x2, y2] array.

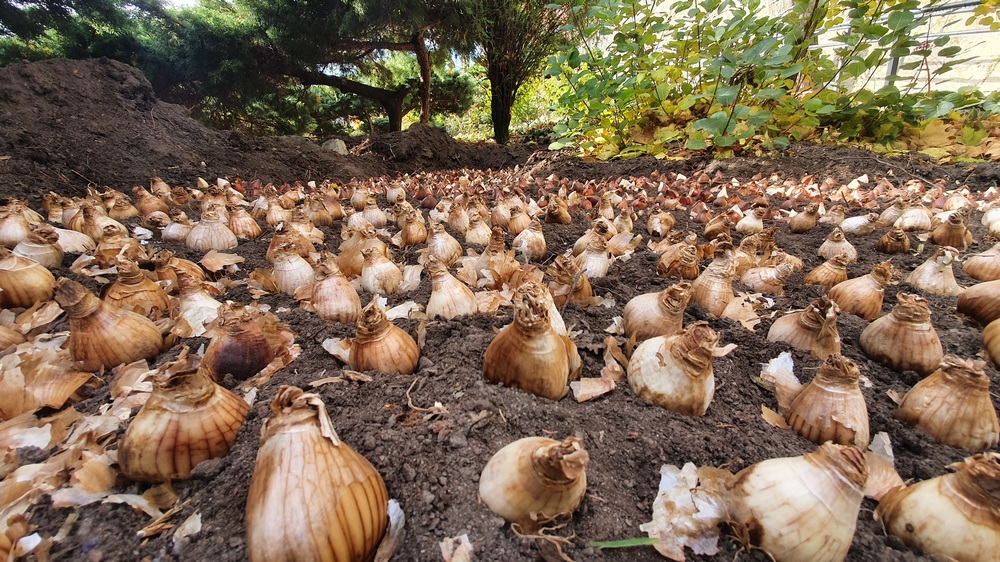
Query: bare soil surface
[[3, 58, 998, 562]]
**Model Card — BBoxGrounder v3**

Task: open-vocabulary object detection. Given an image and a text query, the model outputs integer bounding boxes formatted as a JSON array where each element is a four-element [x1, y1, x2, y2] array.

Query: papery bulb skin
[[740, 262, 795, 296], [119, 353, 249, 482], [54, 277, 163, 372], [102, 257, 170, 319], [784, 354, 869, 448], [426, 256, 477, 320], [271, 245, 316, 296], [703, 214, 731, 241], [691, 259, 735, 317], [546, 255, 592, 309], [963, 242, 1000, 281], [657, 244, 700, 280], [804, 254, 851, 287], [627, 321, 720, 416], [426, 221, 463, 266], [986, 318, 1000, 367], [359, 247, 402, 295], [957, 279, 1000, 326], [0, 246, 56, 308], [203, 304, 276, 382], [789, 203, 819, 233], [735, 207, 766, 235], [828, 260, 893, 321], [876, 199, 907, 227], [186, 210, 238, 252], [817, 228, 857, 262], [545, 195, 572, 224], [929, 213, 973, 249], [302, 258, 361, 324], [895, 205, 933, 232], [819, 205, 846, 225], [349, 298, 419, 375], [246, 386, 389, 562], [860, 293, 942, 376], [483, 283, 582, 401], [512, 219, 547, 262], [839, 212, 878, 236], [729, 443, 867, 562], [875, 453, 1000, 562], [573, 236, 611, 279], [623, 282, 691, 342], [894, 356, 999, 452], [767, 296, 842, 359], [905, 246, 963, 296], [875, 228, 911, 254], [12, 223, 64, 268], [478, 436, 588, 526], [646, 208, 675, 237]]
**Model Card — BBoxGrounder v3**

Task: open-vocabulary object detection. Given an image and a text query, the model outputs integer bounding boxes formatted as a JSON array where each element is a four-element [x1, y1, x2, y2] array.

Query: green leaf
[[938, 45, 962, 57], [717, 85, 741, 106], [591, 538, 659, 550], [887, 11, 915, 31], [686, 137, 708, 149], [747, 109, 773, 126], [715, 134, 737, 147]]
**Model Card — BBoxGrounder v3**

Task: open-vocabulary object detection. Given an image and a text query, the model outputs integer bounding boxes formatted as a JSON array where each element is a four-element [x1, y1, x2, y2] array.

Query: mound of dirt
[[0, 58, 536, 202]]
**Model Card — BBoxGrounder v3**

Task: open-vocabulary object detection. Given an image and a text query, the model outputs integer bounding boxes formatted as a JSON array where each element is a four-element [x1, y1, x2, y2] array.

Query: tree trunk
[[414, 30, 432, 124], [299, 70, 408, 132], [488, 70, 517, 145]]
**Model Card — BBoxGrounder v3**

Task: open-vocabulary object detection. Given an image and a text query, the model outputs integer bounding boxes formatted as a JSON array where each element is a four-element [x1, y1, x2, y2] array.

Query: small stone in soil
[[190, 458, 227, 480], [448, 432, 468, 448]]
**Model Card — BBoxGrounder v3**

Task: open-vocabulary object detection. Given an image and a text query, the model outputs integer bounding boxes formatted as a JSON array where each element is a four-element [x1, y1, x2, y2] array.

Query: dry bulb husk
[[247, 386, 399, 562], [478, 436, 588, 528], [956, 278, 1000, 325], [12, 224, 64, 269], [102, 257, 170, 319], [483, 283, 582, 400], [740, 262, 795, 296], [893, 356, 999, 452], [788, 203, 819, 233], [270, 245, 316, 296], [119, 352, 249, 482], [426, 256, 477, 320], [228, 207, 263, 240], [817, 228, 857, 262], [202, 304, 276, 382], [54, 277, 163, 372], [622, 282, 691, 342], [986, 318, 1000, 367], [0, 210, 30, 249], [875, 228, 911, 254], [350, 298, 419, 375], [512, 219, 546, 262], [839, 212, 878, 236], [895, 204, 933, 232], [546, 255, 594, 308], [0, 247, 55, 309], [828, 260, 893, 321], [641, 443, 867, 562], [297, 257, 361, 323], [647, 208, 675, 237], [962, 241, 1000, 281], [360, 247, 402, 295], [186, 210, 238, 252], [573, 236, 611, 278], [691, 259, 735, 317], [152, 249, 206, 290], [929, 213, 973, 249], [426, 221, 463, 266], [780, 354, 870, 448], [860, 293, 942, 375], [875, 453, 1000, 562], [804, 254, 851, 287], [627, 321, 730, 416], [767, 296, 841, 359], [906, 246, 963, 296], [657, 244, 700, 280]]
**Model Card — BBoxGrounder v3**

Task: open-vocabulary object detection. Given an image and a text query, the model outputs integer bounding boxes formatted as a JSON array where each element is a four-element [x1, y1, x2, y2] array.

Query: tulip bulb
[[0, 246, 56, 308], [483, 283, 582, 400], [545, 194, 572, 224], [271, 244, 316, 296], [572, 236, 611, 278], [875, 199, 907, 227], [768, 296, 842, 359], [929, 213, 973, 249], [186, 210, 238, 252], [203, 303, 276, 382], [893, 356, 999, 452], [102, 257, 170, 319], [803, 254, 851, 287], [956, 279, 1000, 325], [623, 282, 691, 342], [875, 228, 911, 254], [817, 228, 857, 262], [963, 242, 1000, 281], [782, 354, 869, 448], [479, 436, 588, 526], [627, 321, 723, 416], [12, 224, 63, 268], [54, 277, 163, 371], [819, 205, 846, 225], [228, 207, 263, 240], [360, 247, 402, 295], [426, 221, 463, 266], [512, 219, 546, 262], [656, 244, 700, 280], [735, 207, 766, 235], [546, 255, 593, 308], [247, 386, 393, 562], [119, 352, 249, 481], [646, 208, 675, 237], [299, 257, 361, 324], [788, 203, 819, 233], [350, 298, 419, 375], [426, 256, 477, 320], [860, 293, 942, 375], [875, 453, 1000, 562], [895, 204, 933, 232], [0, 209, 30, 249], [828, 260, 893, 321], [986, 318, 1000, 367], [729, 443, 867, 562], [691, 259, 735, 317], [839, 212, 878, 236], [703, 214, 731, 240], [740, 262, 795, 296], [906, 246, 963, 296]]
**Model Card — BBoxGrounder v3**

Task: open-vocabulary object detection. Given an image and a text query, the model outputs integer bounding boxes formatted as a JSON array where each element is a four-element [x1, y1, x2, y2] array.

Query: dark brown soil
[[4, 57, 999, 562]]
